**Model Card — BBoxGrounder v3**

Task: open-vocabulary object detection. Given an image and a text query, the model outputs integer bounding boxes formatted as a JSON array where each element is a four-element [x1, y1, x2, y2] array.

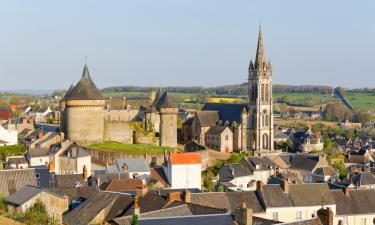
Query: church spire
[[82, 63, 90, 79], [255, 26, 265, 69]]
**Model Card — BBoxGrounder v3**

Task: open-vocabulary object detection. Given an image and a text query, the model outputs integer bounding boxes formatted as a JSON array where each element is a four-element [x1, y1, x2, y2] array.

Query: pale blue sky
[[0, 1, 374, 90]]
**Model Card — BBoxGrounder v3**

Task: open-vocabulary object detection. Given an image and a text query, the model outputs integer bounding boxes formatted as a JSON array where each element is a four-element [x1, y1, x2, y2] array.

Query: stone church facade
[[60, 64, 178, 148]]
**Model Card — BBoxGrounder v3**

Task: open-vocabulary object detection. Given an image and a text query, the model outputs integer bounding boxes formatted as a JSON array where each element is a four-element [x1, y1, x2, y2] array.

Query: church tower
[[248, 26, 274, 152]]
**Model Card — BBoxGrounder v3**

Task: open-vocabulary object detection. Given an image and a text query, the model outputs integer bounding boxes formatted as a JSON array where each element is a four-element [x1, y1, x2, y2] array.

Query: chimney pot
[[83, 165, 88, 181], [185, 191, 191, 203], [343, 187, 350, 196], [282, 179, 289, 193]]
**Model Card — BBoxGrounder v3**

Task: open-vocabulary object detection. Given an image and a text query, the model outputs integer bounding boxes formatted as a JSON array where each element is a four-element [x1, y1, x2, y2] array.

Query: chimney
[[167, 192, 181, 204], [185, 191, 191, 203], [49, 162, 55, 172], [16, 163, 19, 169], [343, 187, 350, 197], [236, 201, 253, 225], [38, 129, 43, 140], [83, 165, 88, 181], [317, 207, 334, 225], [136, 185, 148, 197], [256, 181, 264, 193], [282, 179, 289, 193], [133, 196, 140, 216]]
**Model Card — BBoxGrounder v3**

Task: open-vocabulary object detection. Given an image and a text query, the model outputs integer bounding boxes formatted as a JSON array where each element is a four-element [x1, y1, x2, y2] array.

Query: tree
[[322, 102, 352, 122], [352, 111, 374, 123], [24, 201, 57, 225], [203, 170, 214, 192], [131, 214, 139, 225]]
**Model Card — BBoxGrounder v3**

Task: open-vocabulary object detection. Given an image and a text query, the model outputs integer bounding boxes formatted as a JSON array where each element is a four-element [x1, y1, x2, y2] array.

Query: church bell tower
[[248, 26, 274, 152]]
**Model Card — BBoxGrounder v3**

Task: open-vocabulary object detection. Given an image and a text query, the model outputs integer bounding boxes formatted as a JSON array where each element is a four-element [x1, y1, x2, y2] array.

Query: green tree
[[24, 201, 57, 225], [131, 214, 139, 225], [323, 135, 333, 149]]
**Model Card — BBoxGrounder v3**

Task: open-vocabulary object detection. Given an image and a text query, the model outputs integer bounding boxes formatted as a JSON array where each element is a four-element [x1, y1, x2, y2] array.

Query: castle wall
[[104, 120, 134, 144], [104, 109, 142, 122], [65, 105, 104, 143]]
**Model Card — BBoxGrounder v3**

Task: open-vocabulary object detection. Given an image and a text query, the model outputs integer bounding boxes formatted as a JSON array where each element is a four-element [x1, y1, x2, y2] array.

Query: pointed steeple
[[267, 59, 272, 71], [255, 26, 265, 69], [82, 64, 90, 79], [248, 59, 254, 71]]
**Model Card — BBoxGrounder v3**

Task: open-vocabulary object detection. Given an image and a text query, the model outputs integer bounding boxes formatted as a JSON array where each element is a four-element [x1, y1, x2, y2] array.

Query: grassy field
[[346, 92, 375, 110], [86, 141, 174, 154], [273, 93, 334, 106]]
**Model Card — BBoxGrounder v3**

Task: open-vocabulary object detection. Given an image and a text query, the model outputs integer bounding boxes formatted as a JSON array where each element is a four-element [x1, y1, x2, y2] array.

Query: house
[[351, 172, 375, 189], [287, 154, 329, 182], [6, 156, 29, 169], [292, 128, 323, 152], [163, 152, 201, 189], [6, 185, 69, 223], [6, 117, 34, 135], [0, 168, 37, 196], [331, 188, 375, 225], [48, 140, 91, 176], [312, 166, 338, 182], [26, 147, 50, 167], [344, 149, 374, 168], [205, 126, 233, 153], [0, 107, 12, 120], [106, 158, 151, 178], [274, 130, 289, 143], [23, 129, 63, 150], [218, 156, 274, 191], [30, 106, 52, 123], [0, 125, 18, 146], [191, 111, 219, 146]]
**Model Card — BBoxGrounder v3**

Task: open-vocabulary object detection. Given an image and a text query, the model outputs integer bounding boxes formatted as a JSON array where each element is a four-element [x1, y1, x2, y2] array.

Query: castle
[[60, 64, 178, 148]]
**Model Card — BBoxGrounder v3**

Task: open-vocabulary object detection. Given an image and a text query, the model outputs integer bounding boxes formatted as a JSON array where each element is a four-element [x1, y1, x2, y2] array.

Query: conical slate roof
[[155, 91, 177, 109], [65, 64, 104, 100], [62, 83, 75, 100]]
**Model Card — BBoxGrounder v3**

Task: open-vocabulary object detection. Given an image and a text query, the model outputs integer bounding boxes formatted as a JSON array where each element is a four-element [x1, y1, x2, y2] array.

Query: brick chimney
[[136, 185, 148, 197], [185, 190, 191, 203], [282, 179, 289, 193], [83, 165, 88, 181], [256, 181, 264, 193], [133, 196, 140, 216], [343, 187, 350, 196], [317, 207, 334, 225], [236, 201, 253, 225], [167, 192, 181, 204]]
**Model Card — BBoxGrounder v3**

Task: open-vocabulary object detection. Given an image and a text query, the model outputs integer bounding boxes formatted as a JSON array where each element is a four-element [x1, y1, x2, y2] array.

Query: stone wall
[[104, 120, 134, 144], [136, 131, 158, 145], [86, 148, 166, 166]]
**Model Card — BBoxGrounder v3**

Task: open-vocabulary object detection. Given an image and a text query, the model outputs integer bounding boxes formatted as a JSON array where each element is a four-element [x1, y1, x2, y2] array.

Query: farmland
[[346, 92, 375, 110]]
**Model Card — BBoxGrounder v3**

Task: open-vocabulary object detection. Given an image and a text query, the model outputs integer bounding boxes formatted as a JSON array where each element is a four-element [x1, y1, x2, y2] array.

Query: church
[[60, 65, 178, 148]]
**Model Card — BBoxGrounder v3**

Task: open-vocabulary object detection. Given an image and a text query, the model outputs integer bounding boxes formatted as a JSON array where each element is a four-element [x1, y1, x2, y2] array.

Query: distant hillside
[[102, 84, 334, 96]]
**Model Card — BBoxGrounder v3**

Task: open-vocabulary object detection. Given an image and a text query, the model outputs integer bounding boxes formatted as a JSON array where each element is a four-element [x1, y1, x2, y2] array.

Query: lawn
[[86, 141, 174, 154], [346, 92, 375, 110]]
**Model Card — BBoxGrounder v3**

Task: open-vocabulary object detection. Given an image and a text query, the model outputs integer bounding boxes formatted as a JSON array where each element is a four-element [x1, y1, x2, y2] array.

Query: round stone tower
[[63, 64, 105, 143]]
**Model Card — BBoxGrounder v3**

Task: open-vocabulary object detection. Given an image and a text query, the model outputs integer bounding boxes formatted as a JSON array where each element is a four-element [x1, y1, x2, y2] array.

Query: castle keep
[[60, 64, 178, 148]]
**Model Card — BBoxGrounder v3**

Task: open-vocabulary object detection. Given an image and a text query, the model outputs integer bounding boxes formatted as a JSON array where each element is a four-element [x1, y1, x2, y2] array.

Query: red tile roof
[[170, 152, 201, 165]]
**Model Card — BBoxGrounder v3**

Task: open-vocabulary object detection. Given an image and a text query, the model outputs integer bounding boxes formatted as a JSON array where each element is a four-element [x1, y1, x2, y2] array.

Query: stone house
[[292, 128, 323, 152], [27, 147, 50, 167], [48, 140, 91, 176], [205, 126, 233, 152], [191, 110, 219, 146], [6, 185, 68, 223]]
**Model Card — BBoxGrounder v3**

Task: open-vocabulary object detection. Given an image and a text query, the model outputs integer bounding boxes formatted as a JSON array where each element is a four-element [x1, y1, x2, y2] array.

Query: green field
[[86, 141, 174, 154], [346, 92, 375, 110], [273, 93, 334, 106]]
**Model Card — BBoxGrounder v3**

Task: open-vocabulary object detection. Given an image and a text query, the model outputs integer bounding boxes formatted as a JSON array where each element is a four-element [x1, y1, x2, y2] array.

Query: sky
[[0, 0, 374, 90]]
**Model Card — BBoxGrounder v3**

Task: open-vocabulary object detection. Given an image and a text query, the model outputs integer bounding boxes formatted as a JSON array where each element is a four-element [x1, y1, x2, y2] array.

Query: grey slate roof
[[189, 191, 265, 213], [218, 163, 252, 182], [28, 148, 49, 157], [206, 126, 230, 135], [331, 189, 375, 215], [7, 156, 28, 165], [0, 169, 37, 195], [195, 111, 219, 127], [54, 174, 87, 188], [137, 214, 235, 225], [352, 172, 375, 186], [106, 158, 150, 174], [6, 185, 41, 205], [65, 64, 104, 100], [202, 103, 247, 123], [289, 154, 320, 172], [261, 183, 335, 208], [155, 91, 177, 109]]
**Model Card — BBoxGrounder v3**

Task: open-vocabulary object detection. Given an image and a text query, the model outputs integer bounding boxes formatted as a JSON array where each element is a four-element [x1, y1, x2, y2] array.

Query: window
[[273, 212, 279, 221], [36, 181, 40, 187], [265, 84, 269, 101], [261, 84, 265, 101], [225, 135, 229, 141], [296, 211, 302, 220], [35, 173, 40, 178], [263, 134, 269, 149], [360, 218, 366, 225]]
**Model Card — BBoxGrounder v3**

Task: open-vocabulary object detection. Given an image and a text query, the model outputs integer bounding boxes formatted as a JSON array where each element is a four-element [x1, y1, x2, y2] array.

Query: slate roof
[[242, 156, 274, 171], [206, 126, 230, 135], [105, 178, 143, 191], [0, 169, 37, 195], [218, 163, 252, 182], [123, 193, 168, 216], [136, 214, 235, 225], [289, 154, 320, 172], [54, 174, 87, 188], [155, 92, 177, 109], [352, 172, 375, 186], [28, 148, 49, 157], [195, 111, 219, 127], [189, 191, 265, 213], [65, 64, 104, 100], [7, 156, 28, 165], [261, 183, 335, 208], [331, 189, 375, 215], [314, 167, 336, 176], [6, 185, 41, 205], [106, 158, 150, 174], [202, 103, 247, 123], [61, 83, 75, 100]]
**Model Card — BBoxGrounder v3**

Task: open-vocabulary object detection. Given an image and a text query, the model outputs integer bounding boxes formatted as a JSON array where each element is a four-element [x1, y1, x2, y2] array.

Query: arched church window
[[263, 134, 269, 149]]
